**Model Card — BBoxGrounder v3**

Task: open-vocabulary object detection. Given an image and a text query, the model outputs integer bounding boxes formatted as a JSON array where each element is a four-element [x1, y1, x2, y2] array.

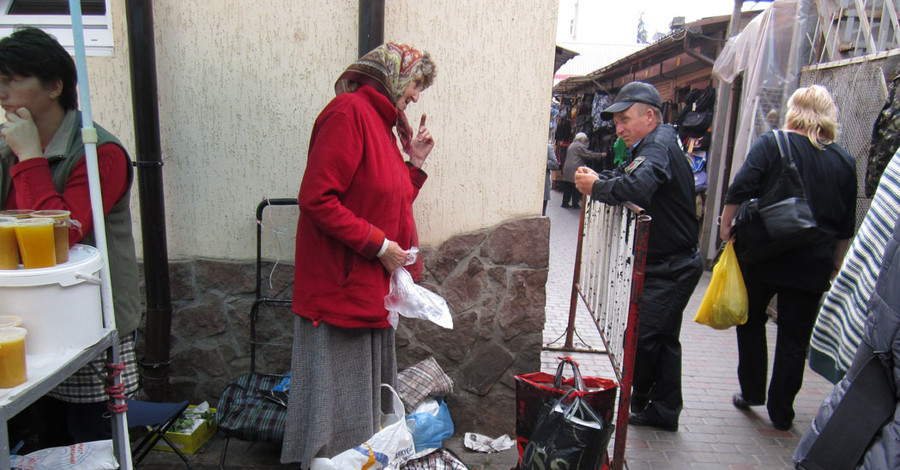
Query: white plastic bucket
[[0, 245, 103, 355]]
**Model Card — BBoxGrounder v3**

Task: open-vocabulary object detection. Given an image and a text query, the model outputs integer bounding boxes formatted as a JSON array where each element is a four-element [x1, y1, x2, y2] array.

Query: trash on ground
[[463, 432, 514, 453]]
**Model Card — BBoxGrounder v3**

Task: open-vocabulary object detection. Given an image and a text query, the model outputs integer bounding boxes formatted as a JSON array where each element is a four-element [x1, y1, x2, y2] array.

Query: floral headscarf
[[335, 42, 435, 152]]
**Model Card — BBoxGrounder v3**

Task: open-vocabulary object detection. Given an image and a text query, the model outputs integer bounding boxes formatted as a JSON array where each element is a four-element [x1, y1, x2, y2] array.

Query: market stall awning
[[553, 10, 761, 96], [555, 45, 579, 73]]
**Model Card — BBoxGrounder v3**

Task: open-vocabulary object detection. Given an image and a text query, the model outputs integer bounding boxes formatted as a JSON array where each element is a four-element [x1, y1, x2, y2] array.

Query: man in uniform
[[574, 81, 703, 432]]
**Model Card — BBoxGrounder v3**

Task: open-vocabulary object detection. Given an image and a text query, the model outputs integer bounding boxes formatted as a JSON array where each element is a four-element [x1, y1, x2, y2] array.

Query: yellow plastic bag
[[693, 241, 748, 329]]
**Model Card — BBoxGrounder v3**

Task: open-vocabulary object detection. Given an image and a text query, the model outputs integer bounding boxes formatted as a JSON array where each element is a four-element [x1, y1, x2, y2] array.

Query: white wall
[[83, 0, 557, 260]]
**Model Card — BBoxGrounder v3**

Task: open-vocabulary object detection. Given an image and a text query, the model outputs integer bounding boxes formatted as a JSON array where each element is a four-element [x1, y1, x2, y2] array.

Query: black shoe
[[628, 409, 678, 432], [631, 393, 649, 413], [570, 204, 580, 209], [732, 393, 763, 410], [772, 419, 792, 431]]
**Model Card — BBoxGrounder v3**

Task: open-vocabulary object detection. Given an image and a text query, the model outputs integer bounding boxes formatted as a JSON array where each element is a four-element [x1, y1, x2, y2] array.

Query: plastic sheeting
[[712, 0, 817, 179]]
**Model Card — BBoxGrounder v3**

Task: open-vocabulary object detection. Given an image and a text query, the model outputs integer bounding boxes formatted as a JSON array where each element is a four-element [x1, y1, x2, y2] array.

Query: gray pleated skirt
[[280, 316, 397, 467]]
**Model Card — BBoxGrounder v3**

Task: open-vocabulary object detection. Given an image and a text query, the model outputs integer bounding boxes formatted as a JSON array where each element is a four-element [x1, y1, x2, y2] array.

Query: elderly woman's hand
[[1, 107, 43, 160], [378, 240, 409, 272], [408, 114, 434, 168]]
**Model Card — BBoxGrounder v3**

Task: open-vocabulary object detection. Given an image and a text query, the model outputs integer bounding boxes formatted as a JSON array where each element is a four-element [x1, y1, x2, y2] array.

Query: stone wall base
[[136, 216, 549, 436]]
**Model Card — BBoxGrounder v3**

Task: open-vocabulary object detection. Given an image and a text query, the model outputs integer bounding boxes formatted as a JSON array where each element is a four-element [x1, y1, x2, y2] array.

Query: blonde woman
[[719, 85, 856, 431]]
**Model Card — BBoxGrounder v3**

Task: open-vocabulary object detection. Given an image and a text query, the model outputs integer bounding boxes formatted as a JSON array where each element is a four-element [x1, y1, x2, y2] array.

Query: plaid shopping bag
[[216, 372, 288, 442]]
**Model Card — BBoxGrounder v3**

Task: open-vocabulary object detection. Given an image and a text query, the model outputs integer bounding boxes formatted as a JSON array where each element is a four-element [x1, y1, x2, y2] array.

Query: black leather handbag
[[733, 130, 819, 264]]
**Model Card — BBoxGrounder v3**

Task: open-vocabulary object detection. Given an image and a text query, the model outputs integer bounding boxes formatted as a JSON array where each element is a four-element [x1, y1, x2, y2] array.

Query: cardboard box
[[152, 405, 217, 455]]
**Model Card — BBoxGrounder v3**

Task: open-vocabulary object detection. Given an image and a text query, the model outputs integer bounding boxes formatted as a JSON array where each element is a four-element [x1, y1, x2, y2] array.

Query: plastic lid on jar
[[0, 326, 26, 341], [0, 210, 32, 219], [31, 210, 71, 220], [15, 217, 54, 228], [0, 316, 21, 328]]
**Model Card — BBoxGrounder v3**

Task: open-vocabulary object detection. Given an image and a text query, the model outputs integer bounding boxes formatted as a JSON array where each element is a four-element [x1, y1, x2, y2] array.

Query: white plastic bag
[[384, 248, 453, 329], [10, 440, 118, 470], [310, 384, 415, 470]]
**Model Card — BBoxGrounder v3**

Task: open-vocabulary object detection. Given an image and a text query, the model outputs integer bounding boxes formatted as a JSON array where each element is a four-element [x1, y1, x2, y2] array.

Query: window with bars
[[0, 0, 113, 56]]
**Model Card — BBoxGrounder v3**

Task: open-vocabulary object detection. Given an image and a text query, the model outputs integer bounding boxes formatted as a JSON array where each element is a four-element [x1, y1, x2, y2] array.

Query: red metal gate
[[548, 196, 650, 470]]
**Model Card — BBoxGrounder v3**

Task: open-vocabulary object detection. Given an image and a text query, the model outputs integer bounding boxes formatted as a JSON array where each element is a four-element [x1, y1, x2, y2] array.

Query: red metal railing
[[552, 196, 650, 470]]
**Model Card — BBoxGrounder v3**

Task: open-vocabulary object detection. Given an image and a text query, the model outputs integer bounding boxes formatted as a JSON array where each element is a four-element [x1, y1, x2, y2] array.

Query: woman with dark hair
[[0, 27, 140, 448], [719, 85, 856, 431], [280, 43, 436, 467]]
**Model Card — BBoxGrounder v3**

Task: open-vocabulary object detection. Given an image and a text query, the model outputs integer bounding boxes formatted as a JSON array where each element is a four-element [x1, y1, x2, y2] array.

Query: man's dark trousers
[[631, 251, 703, 426]]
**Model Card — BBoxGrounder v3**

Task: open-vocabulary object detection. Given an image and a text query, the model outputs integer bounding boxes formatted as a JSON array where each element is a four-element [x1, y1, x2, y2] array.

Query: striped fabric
[[809, 152, 900, 383]]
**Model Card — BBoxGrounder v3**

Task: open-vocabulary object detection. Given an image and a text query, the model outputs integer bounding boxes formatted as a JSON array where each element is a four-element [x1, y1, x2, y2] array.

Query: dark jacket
[[590, 124, 698, 259], [725, 130, 856, 292], [794, 217, 900, 468]]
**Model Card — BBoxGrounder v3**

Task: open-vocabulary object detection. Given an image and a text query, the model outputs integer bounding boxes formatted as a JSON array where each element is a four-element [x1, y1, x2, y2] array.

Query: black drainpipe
[[125, 0, 172, 402], [358, 0, 385, 57]]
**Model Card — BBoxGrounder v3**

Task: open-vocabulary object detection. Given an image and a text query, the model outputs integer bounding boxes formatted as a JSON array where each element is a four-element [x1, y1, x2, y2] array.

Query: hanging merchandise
[[660, 100, 676, 124], [575, 93, 594, 133], [676, 87, 716, 139], [613, 137, 628, 167], [866, 67, 900, 197], [592, 94, 614, 130]]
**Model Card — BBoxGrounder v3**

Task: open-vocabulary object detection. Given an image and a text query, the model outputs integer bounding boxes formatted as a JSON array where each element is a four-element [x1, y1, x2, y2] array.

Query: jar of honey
[[31, 210, 72, 264], [0, 217, 18, 270], [14, 218, 56, 269], [0, 327, 27, 388]]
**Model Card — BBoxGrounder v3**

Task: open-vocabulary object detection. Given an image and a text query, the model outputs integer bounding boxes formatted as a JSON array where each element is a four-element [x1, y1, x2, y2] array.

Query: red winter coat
[[292, 85, 427, 329]]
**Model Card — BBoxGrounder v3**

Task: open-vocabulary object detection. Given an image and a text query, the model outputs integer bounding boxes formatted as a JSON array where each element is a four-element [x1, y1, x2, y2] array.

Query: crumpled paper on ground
[[463, 432, 515, 453]]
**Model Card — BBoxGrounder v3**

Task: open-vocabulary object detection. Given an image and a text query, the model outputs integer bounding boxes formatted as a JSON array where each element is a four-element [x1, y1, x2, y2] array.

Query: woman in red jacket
[[281, 43, 436, 467]]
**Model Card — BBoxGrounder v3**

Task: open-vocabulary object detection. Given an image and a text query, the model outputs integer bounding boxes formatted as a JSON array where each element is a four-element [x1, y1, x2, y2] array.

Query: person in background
[[0, 27, 140, 449], [561, 132, 603, 209], [543, 142, 559, 216], [554, 115, 573, 167], [574, 81, 702, 432], [719, 85, 856, 431], [280, 43, 436, 468]]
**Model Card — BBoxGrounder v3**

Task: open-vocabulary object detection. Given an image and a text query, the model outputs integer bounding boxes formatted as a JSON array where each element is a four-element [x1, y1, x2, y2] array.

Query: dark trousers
[[736, 276, 822, 426], [632, 251, 703, 425], [9, 396, 110, 453], [560, 181, 581, 207]]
